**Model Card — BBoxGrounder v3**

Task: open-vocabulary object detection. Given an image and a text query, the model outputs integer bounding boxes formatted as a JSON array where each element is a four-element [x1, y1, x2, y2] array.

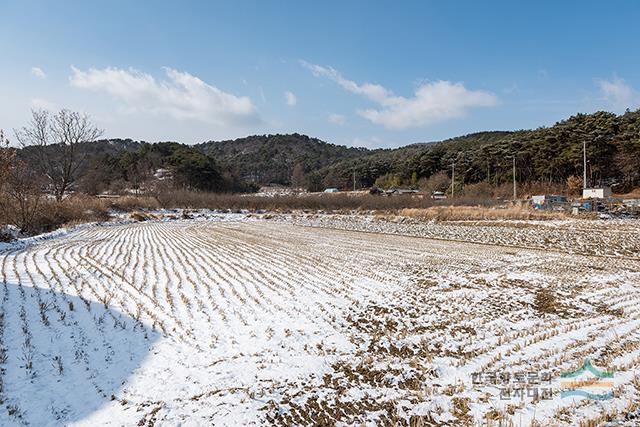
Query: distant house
[[582, 187, 612, 199], [396, 188, 419, 194], [385, 188, 418, 195], [323, 188, 339, 193], [154, 168, 172, 179], [257, 184, 296, 197], [532, 195, 568, 210]]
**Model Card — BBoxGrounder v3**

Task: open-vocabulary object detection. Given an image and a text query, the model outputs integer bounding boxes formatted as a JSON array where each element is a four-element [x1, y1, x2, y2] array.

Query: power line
[[512, 155, 517, 200], [451, 161, 455, 198]]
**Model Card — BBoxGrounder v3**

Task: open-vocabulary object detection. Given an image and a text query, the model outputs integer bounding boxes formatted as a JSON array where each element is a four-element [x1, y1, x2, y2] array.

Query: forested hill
[[14, 109, 640, 194], [318, 110, 640, 191], [196, 133, 373, 184], [193, 109, 640, 192], [317, 131, 514, 190]]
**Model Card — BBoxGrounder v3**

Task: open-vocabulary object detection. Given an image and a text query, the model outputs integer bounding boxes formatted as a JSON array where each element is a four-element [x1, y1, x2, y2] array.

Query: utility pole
[[353, 170, 356, 192], [583, 140, 587, 189], [451, 161, 455, 198], [512, 155, 517, 200]]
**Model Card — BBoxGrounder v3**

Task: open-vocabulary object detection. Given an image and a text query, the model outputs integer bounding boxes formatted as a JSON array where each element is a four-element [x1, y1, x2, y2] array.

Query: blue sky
[[1, 1, 639, 148]]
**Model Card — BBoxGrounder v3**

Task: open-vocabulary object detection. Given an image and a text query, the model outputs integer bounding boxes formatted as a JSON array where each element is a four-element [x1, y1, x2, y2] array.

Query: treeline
[[7, 109, 640, 199], [78, 142, 256, 194], [320, 110, 640, 192], [16, 132, 375, 194]]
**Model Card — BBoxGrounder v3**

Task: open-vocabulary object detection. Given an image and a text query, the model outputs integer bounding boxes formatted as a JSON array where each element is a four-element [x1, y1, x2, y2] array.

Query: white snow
[[0, 215, 638, 425]]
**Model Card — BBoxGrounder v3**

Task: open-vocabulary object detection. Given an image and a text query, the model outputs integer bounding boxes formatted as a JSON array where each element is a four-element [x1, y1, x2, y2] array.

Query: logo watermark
[[471, 369, 554, 400], [560, 359, 614, 400], [470, 359, 616, 401]]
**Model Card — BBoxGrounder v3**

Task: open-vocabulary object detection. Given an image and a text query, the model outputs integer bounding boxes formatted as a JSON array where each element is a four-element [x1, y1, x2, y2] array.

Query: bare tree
[[418, 171, 450, 194], [0, 129, 12, 185], [290, 163, 307, 189], [0, 130, 15, 228], [4, 158, 45, 233], [0, 128, 44, 232], [15, 109, 103, 201]]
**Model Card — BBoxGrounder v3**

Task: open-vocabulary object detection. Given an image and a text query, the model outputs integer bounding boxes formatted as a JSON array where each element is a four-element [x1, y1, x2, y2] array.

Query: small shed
[[582, 187, 612, 199]]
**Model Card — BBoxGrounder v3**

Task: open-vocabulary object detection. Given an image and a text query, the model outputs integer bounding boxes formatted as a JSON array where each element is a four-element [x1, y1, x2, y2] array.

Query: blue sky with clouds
[[1, 1, 639, 147]]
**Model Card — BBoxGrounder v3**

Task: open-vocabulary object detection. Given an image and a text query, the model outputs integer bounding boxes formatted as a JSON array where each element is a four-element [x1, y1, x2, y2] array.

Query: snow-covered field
[[0, 215, 639, 425]]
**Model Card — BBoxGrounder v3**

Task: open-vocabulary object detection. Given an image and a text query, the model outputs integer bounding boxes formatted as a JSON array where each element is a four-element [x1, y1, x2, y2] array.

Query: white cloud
[[284, 90, 297, 106], [597, 77, 638, 110], [359, 81, 498, 129], [301, 61, 390, 103], [328, 113, 346, 125], [31, 67, 46, 79], [302, 61, 497, 129], [69, 66, 259, 126]]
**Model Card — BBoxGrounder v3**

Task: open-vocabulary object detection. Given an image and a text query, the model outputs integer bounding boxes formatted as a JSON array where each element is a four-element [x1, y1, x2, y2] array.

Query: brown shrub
[[130, 211, 158, 222], [566, 175, 583, 196], [36, 196, 110, 232], [108, 196, 160, 211], [0, 195, 110, 235], [417, 171, 450, 194], [462, 182, 494, 198]]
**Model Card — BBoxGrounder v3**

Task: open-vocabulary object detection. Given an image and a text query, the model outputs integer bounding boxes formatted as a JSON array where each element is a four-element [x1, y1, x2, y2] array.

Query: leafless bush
[[0, 192, 110, 235], [417, 171, 450, 194], [566, 175, 583, 196], [108, 196, 160, 211], [462, 181, 494, 198], [39, 196, 108, 234], [0, 158, 45, 232]]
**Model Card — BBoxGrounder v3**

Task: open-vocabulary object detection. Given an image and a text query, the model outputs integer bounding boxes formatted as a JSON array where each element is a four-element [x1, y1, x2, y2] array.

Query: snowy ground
[[0, 215, 639, 426]]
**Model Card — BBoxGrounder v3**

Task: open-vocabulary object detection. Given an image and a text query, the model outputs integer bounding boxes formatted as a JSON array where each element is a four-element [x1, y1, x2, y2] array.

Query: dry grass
[[0, 189, 568, 238], [150, 191, 496, 212], [398, 205, 566, 221], [150, 189, 505, 212], [615, 188, 640, 198], [533, 287, 560, 315]]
